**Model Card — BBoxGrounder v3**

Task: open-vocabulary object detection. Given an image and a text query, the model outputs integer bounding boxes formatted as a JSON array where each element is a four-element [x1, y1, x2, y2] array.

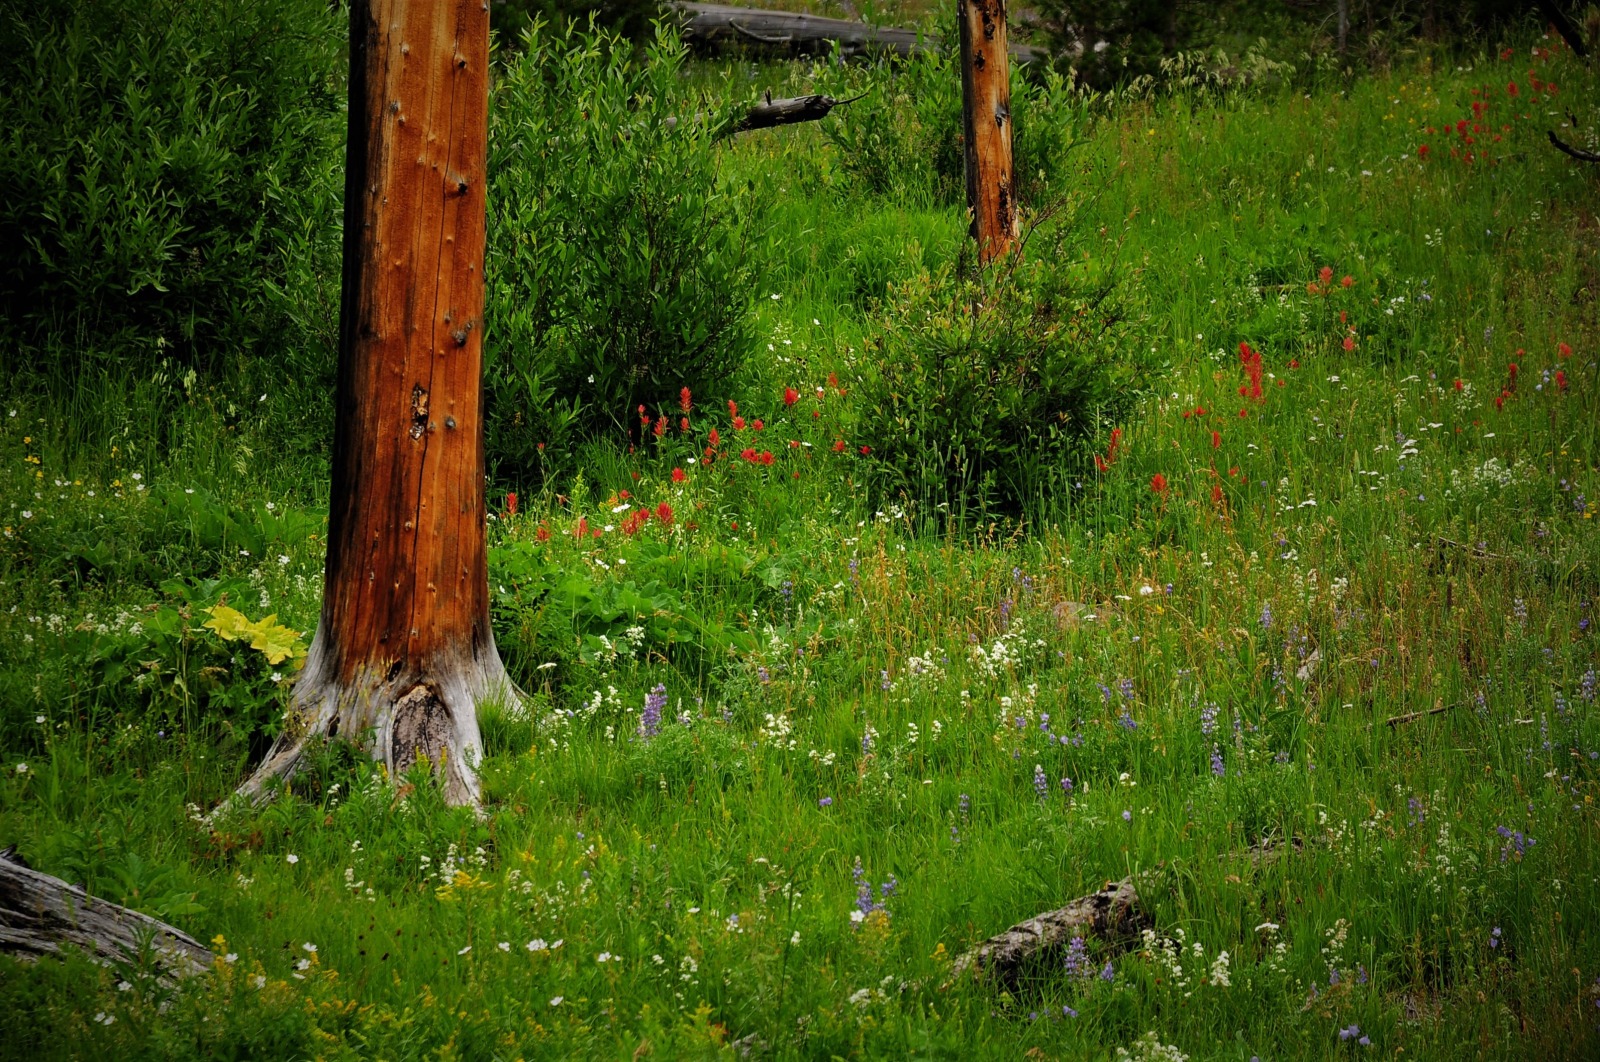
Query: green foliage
[[858, 221, 1155, 516], [0, 0, 344, 388], [485, 21, 760, 481], [822, 40, 1087, 210]]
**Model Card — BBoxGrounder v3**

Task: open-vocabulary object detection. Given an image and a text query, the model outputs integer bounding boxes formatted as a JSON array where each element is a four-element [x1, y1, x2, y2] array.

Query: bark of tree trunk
[[236, 0, 511, 808], [957, 0, 1018, 263]]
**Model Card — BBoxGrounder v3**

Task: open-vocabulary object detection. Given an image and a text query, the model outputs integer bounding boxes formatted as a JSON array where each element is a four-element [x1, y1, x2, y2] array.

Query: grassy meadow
[[4, 25, 1600, 1062]]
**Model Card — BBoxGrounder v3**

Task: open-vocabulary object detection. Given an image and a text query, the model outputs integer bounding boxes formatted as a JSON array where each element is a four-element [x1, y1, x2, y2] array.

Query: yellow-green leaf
[[202, 605, 253, 642]]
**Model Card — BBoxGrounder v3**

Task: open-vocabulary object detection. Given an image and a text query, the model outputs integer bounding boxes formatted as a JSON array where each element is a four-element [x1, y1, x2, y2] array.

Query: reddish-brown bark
[[238, 0, 511, 806], [957, 0, 1018, 262]]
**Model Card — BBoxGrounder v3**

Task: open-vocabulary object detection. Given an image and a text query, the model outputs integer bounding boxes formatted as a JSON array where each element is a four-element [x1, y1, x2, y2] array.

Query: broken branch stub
[[947, 876, 1148, 990]]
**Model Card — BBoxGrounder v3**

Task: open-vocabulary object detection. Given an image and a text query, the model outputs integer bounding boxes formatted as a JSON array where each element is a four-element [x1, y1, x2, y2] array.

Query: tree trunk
[[237, 0, 510, 808], [957, 0, 1018, 263]]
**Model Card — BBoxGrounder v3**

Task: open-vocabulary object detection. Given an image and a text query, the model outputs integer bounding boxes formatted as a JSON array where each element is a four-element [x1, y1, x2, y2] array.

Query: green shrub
[[822, 39, 1086, 210], [485, 21, 760, 482], [0, 0, 344, 388], [857, 217, 1157, 517]]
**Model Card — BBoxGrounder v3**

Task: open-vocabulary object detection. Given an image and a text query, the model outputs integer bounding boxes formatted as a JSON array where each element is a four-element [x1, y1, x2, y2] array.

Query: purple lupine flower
[[1259, 602, 1273, 630], [1098, 683, 1113, 705], [1118, 678, 1134, 701], [1099, 960, 1115, 981], [1064, 935, 1088, 978], [1033, 764, 1048, 800], [1407, 797, 1425, 826], [1338, 1024, 1361, 1042], [1118, 708, 1137, 730], [1496, 826, 1535, 861], [639, 684, 667, 738], [1356, 964, 1368, 984], [1210, 745, 1225, 778], [1063, 1005, 1078, 1018], [1060, 777, 1073, 794], [819, 797, 833, 807], [1200, 702, 1219, 736], [1121, 809, 1132, 822], [853, 857, 874, 917], [1583, 670, 1597, 703], [1490, 926, 1501, 949]]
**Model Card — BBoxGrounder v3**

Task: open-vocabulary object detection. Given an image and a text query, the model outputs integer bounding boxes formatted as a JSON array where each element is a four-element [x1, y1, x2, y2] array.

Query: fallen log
[[946, 875, 1148, 990], [668, 2, 1043, 63], [0, 846, 212, 980]]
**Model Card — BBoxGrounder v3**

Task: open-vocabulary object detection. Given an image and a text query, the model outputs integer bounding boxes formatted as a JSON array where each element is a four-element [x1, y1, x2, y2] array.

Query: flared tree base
[[233, 631, 515, 807]]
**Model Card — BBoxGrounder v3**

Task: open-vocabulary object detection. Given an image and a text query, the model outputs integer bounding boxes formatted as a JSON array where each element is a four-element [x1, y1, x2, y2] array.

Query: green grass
[[4, 38, 1600, 1061]]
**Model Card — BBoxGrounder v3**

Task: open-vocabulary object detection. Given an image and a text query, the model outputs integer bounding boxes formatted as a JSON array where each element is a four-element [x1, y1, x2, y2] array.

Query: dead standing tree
[[236, 0, 513, 807], [958, 0, 1019, 262]]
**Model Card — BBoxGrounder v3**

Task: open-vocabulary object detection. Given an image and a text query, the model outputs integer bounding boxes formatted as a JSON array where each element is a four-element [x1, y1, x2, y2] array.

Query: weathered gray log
[[669, 2, 1042, 63], [947, 875, 1148, 989], [0, 847, 212, 979]]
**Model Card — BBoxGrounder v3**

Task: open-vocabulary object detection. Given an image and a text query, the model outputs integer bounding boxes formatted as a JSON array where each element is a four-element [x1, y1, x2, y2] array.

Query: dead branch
[[717, 91, 867, 139], [1548, 129, 1600, 162], [0, 847, 212, 981], [1383, 702, 1461, 728]]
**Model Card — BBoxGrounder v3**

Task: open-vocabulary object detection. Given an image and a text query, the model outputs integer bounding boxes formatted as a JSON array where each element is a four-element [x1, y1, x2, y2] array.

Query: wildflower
[[527, 938, 549, 951], [733, 415, 746, 430], [655, 502, 674, 527], [671, 467, 687, 483], [1151, 473, 1169, 496], [1490, 926, 1502, 949], [1320, 266, 1334, 286], [1211, 430, 1220, 449], [680, 387, 692, 412], [286, 854, 299, 865], [832, 440, 845, 452], [1418, 143, 1430, 158], [784, 387, 799, 407], [859, 445, 871, 455], [753, 419, 764, 431], [1560, 342, 1572, 358], [536, 525, 550, 542], [1122, 809, 1133, 822], [1060, 776, 1073, 793], [506, 492, 518, 517], [1557, 370, 1568, 392], [1033, 764, 1048, 799], [1210, 746, 1225, 777], [1341, 275, 1353, 288], [1064, 935, 1089, 978], [679, 417, 689, 432], [653, 416, 667, 438], [639, 684, 667, 738], [1343, 335, 1355, 352], [549, 996, 564, 1006], [819, 797, 833, 807], [1507, 81, 1519, 96], [708, 427, 720, 447]]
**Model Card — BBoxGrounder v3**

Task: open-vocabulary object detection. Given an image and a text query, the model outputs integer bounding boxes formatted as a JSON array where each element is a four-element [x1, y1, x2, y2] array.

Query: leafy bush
[[821, 34, 1086, 210], [0, 0, 344, 387], [857, 218, 1157, 517], [485, 22, 760, 481]]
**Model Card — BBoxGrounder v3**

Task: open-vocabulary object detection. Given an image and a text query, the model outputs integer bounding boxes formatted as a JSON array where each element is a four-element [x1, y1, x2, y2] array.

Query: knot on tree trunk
[[391, 683, 451, 777]]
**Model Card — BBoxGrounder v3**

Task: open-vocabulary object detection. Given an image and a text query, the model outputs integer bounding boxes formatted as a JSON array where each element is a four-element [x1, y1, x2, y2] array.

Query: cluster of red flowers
[[620, 502, 675, 536], [1093, 427, 1123, 473], [1237, 342, 1264, 401]]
